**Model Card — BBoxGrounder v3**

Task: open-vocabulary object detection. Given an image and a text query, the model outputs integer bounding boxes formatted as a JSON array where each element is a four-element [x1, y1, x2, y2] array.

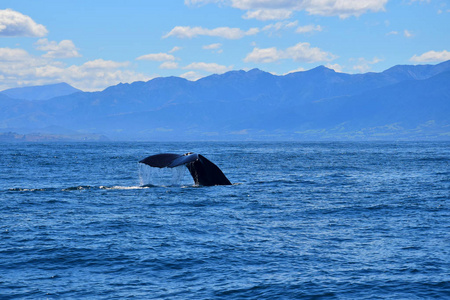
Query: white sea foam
[[99, 185, 148, 190]]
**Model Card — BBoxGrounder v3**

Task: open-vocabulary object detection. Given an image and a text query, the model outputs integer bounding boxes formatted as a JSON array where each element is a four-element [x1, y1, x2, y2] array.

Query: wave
[[5, 185, 149, 192], [4, 184, 201, 193], [62, 185, 95, 191], [98, 185, 150, 190], [7, 187, 59, 192]]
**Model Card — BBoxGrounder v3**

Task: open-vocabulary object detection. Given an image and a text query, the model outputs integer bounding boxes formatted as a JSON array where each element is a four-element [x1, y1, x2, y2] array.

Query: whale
[[139, 152, 232, 186]]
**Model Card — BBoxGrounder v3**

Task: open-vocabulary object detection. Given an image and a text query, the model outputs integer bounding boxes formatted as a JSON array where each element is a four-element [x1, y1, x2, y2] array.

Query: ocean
[[1, 142, 449, 299]]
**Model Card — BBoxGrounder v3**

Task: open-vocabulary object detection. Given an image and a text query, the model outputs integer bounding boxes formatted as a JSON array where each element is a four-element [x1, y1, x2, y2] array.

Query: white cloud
[[285, 67, 306, 74], [0, 9, 48, 37], [244, 42, 336, 64], [201, 0, 388, 19], [203, 43, 222, 50], [159, 61, 179, 69], [386, 29, 414, 38], [245, 27, 260, 36], [243, 9, 293, 20], [353, 64, 370, 73], [410, 50, 450, 63], [244, 47, 281, 63], [169, 46, 182, 53], [0, 47, 31, 61], [404, 29, 413, 38], [79, 59, 130, 70], [184, 62, 232, 73], [284, 21, 299, 29], [179, 71, 204, 81], [63, 60, 149, 91], [163, 26, 259, 39], [136, 52, 176, 61], [285, 43, 337, 62], [202, 43, 223, 53], [296, 24, 323, 34], [34, 38, 81, 58], [0, 48, 53, 81], [351, 57, 383, 73], [326, 63, 344, 72], [262, 21, 298, 32], [301, 0, 388, 18], [0, 48, 150, 91], [386, 31, 399, 35]]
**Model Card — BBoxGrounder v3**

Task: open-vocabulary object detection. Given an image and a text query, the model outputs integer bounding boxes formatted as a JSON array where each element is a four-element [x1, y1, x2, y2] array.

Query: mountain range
[[1, 61, 449, 141], [0, 82, 81, 101]]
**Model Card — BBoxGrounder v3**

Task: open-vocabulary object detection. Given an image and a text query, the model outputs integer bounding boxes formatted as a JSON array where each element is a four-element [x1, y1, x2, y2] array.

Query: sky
[[0, 0, 449, 91]]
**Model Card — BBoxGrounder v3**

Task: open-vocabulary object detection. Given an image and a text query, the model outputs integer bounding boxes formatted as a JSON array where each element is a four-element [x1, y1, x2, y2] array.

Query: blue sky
[[1, 0, 449, 91]]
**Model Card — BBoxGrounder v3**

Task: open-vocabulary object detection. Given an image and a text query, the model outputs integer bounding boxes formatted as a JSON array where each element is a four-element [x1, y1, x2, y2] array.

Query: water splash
[[138, 163, 191, 187], [99, 185, 148, 190]]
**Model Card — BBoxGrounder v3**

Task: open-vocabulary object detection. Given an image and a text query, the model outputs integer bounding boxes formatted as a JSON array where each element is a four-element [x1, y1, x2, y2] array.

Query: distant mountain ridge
[[0, 82, 81, 101], [0, 61, 449, 141]]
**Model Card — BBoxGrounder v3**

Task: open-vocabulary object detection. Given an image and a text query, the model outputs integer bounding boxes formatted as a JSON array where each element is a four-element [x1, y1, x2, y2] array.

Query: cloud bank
[[410, 50, 450, 63], [136, 52, 176, 61], [0, 9, 48, 37], [34, 39, 81, 58], [0, 47, 150, 91], [186, 0, 389, 20], [244, 42, 336, 63], [163, 26, 259, 39], [184, 62, 232, 73]]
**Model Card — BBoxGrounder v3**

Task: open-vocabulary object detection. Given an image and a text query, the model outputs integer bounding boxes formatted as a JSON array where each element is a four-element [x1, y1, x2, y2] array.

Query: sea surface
[[0, 142, 449, 299]]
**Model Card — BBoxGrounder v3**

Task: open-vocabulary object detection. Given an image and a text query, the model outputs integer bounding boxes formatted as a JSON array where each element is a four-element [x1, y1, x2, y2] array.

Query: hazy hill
[[0, 82, 81, 101], [0, 61, 449, 141]]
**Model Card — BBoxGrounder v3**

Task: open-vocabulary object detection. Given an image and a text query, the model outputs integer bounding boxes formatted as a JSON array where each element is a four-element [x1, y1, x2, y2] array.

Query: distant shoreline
[[0, 132, 109, 142]]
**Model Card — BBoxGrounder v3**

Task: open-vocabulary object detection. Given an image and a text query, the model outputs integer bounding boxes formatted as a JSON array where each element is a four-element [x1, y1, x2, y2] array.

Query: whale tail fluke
[[139, 153, 231, 186]]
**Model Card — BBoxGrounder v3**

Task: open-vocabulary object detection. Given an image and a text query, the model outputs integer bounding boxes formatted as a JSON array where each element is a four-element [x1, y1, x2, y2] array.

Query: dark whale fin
[[139, 153, 232, 186]]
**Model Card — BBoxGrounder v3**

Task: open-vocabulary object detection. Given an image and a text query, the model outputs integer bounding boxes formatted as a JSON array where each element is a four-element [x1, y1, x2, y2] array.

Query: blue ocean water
[[0, 142, 449, 299]]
